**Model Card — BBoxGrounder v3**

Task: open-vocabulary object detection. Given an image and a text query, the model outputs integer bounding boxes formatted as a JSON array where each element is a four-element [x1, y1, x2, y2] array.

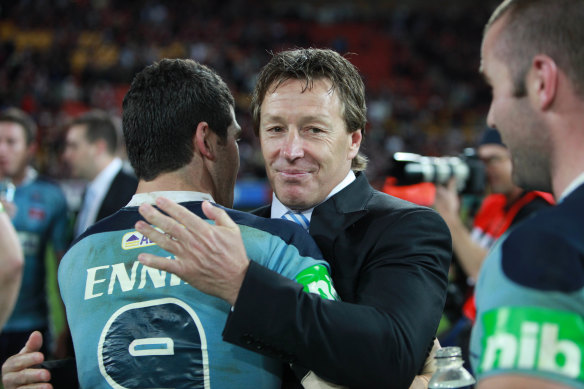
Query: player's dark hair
[[122, 59, 234, 181]]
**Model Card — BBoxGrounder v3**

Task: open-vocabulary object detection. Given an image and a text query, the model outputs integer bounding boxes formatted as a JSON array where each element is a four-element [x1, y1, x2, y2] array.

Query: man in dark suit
[[1, 51, 450, 389], [63, 110, 137, 237], [133, 48, 451, 389]]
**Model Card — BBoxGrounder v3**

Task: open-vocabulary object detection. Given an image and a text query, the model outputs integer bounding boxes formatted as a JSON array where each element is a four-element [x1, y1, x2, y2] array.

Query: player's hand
[[1, 331, 52, 389], [433, 178, 460, 224], [408, 338, 440, 389], [135, 198, 249, 306]]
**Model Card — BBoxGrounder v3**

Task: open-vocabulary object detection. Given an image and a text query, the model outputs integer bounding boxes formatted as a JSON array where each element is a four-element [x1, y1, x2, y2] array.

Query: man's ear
[[194, 122, 215, 160], [94, 138, 108, 155], [347, 129, 362, 160], [530, 54, 558, 110]]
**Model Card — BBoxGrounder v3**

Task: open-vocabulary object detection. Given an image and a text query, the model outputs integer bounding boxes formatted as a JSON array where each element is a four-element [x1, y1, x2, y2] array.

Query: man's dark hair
[[0, 107, 37, 145], [485, 0, 584, 97], [251, 48, 368, 171], [122, 59, 235, 181], [70, 110, 119, 154]]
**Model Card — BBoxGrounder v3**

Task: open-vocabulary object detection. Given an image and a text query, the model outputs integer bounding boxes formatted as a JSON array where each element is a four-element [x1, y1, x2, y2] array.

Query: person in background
[[135, 48, 451, 389], [0, 200, 24, 331], [0, 108, 69, 367], [471, 0, 584, 387], [63, 110, 137, 238], [434, 127, 553, 368]]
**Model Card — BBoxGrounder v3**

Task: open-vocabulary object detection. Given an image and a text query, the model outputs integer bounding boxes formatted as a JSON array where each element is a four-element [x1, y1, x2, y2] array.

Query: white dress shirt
[[75, 158, 124, 237], [270, 170, 356, 224]]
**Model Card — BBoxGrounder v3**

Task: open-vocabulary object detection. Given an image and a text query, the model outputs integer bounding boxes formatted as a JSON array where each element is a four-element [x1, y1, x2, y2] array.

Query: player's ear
[[194, 122, 215, 160], [530, 54, 558, 110], [93, 138, 108, 155]]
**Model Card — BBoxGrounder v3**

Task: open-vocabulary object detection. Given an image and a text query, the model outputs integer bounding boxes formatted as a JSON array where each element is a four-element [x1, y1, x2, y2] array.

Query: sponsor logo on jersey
[[122, 231, 157, 250], [295, 264, 339, 301], [479, 306, 584, 381]]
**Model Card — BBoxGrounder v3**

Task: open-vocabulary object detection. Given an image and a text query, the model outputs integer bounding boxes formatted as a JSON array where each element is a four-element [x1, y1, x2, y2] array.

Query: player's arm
[[0, 202, 24, 330], [294, 266, 346, 389]]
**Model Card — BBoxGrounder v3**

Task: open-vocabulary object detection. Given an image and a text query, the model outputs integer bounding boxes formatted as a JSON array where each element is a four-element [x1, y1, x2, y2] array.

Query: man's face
[[259, 78, 361, 210], [0, 122, 30, 180], [477, 143, 514, 194], [211, 107, 241, 208], [63, 124, 99, 180], [481, 17, 551, 191]]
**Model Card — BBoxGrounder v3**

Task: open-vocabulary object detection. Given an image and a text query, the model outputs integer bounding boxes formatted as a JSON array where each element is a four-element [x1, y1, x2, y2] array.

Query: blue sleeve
[[501, 223, 583, 293]]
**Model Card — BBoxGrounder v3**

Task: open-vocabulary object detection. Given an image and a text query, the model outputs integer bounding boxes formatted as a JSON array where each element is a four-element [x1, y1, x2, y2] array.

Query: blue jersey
[[59, 198, 336, 389], [470, 184, 584, 388], [4, 171, 69, 331]]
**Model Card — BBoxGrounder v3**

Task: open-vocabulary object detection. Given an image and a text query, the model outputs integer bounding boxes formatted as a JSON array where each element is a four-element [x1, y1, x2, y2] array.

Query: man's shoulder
[[324, 178, 447, 235], [363, 188, 445, 230], [338, 173, 435, 215], [19, 176, 68, 208], [506, 193, 582, 244], [368, 187, 433, 211], [487, 202, 584, 294]]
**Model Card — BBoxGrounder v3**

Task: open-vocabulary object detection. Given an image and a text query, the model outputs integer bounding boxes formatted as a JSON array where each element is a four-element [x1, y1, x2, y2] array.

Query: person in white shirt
[[63, 110, 137, 238]]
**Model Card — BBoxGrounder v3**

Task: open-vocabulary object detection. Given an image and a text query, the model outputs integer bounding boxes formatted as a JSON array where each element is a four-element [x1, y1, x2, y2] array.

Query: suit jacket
[[95, 168, 137, 223], [223, 172, 451, 389]]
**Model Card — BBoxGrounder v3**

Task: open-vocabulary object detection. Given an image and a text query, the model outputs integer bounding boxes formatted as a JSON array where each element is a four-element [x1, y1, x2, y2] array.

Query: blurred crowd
[[0, 0, 497, 188]]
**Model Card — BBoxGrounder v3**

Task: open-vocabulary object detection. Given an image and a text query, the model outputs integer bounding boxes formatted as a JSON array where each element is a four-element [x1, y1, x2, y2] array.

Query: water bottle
[[428, 346, 476, 388]]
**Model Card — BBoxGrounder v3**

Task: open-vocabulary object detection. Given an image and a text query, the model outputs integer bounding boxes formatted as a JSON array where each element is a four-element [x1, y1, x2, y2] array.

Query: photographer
[[433, 128, 553, 367]]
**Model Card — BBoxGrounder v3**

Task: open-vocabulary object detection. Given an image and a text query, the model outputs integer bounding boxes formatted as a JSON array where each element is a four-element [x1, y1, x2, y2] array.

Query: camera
[[389, 148, 486, 195]]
